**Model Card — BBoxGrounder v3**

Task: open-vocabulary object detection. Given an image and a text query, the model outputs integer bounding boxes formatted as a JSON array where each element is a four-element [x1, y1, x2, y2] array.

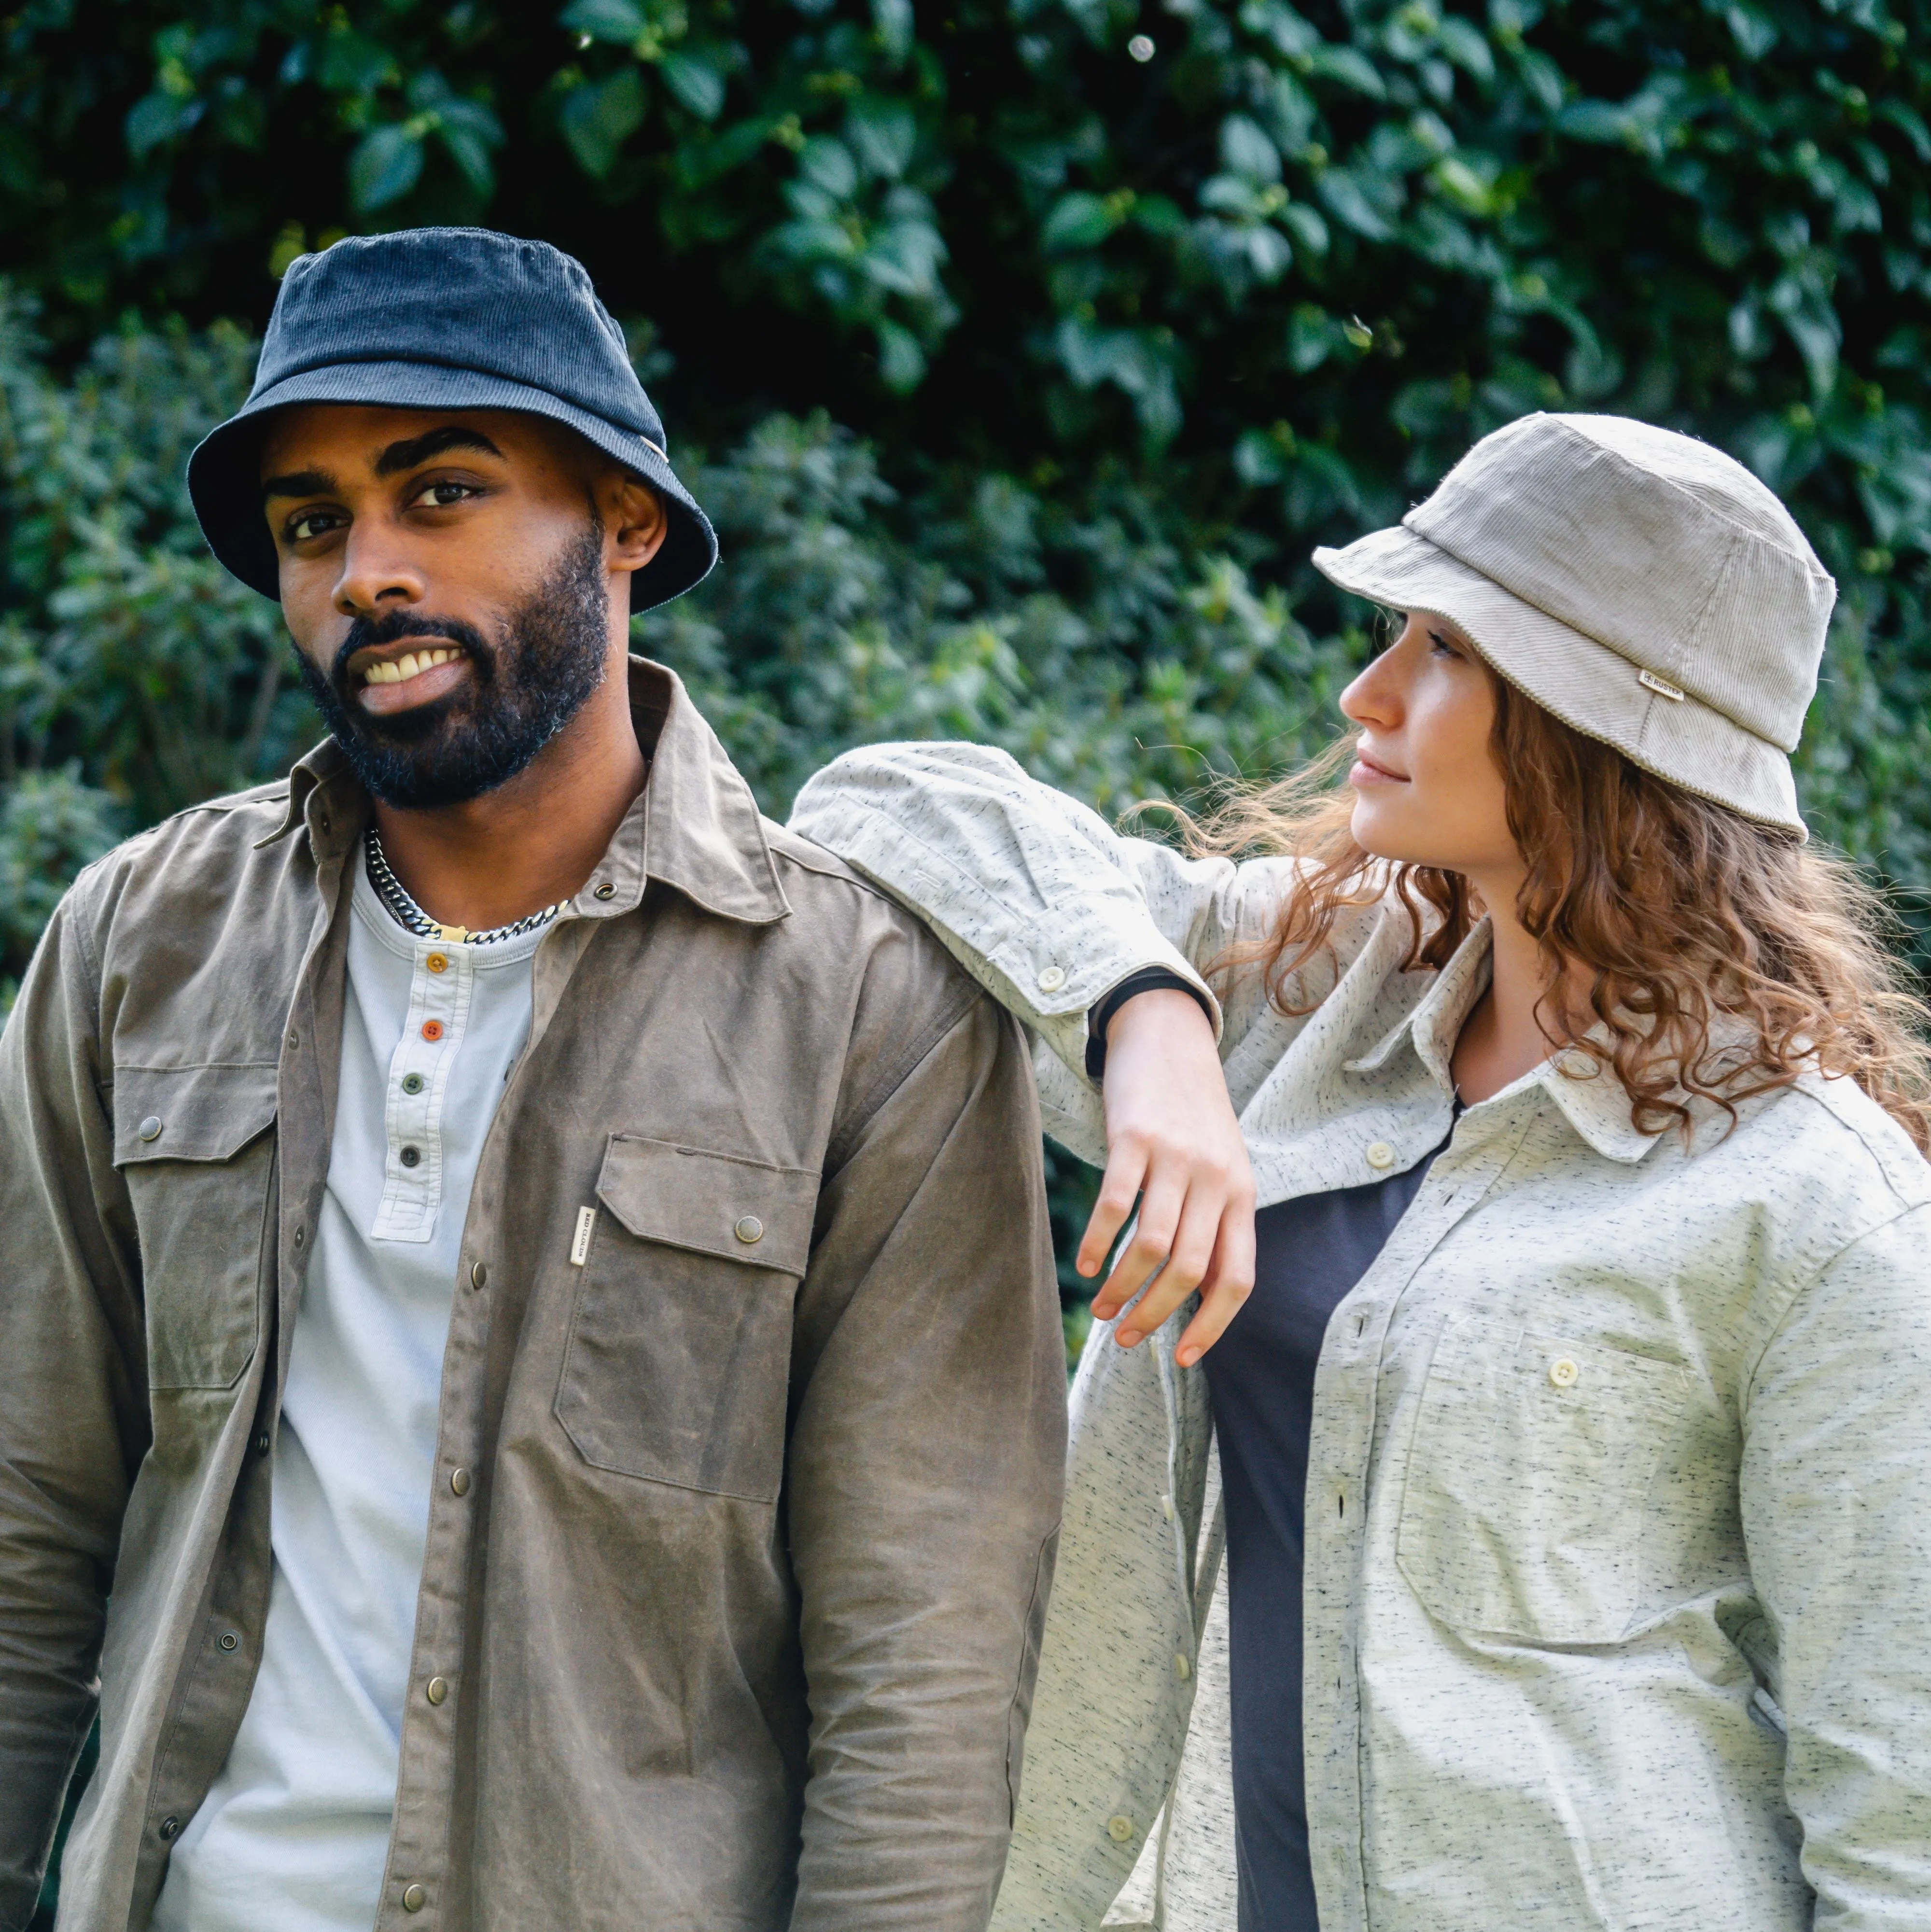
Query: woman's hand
[[1079, 988, 1257, 1365]]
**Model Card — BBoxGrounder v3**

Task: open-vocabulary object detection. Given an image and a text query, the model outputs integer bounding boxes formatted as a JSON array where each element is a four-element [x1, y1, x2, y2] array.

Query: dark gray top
[[1202, 1133, 1449, 1931]]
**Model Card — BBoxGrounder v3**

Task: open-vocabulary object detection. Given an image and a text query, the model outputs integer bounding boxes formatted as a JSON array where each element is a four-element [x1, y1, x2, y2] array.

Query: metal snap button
[[285, 1031, 300, 1050], [1549, 1357, 1580, 1388], [253, 1431, 272, 1457], [1036, 965, 1067, 992], [426, 1676, 449, 1706], [293, 1225, 306, 1249], [1365, 1140, 1396, 1170], [450, 1467, 472, 1497], [593, 881, 616, 901], [219, 1631, 238, 1652], [469, 1260, 489, 1291], [1106, 1814, 1134, 1843], [137, 1116, 163, 1143], [159, 1815, 182, 1841], [401, 1072, 425, 1095], [399, 1145, 422, 1169], [401, 1882, 426, 1912], [734, 1215, 764, 1244]]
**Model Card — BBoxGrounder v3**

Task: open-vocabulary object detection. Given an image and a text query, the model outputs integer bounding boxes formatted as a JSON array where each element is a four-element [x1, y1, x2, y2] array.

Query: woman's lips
[[1349, 750, 1410, 786]]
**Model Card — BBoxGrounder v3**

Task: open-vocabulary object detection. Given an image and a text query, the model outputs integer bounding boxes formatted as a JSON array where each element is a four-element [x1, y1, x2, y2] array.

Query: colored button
[[450, 1467, 472, 1497], [1106, 1815, 1134, 1843], [1037, 965, 1067, 992], [399, 1145, 422, 1169], [138, 1116, 163, 1143], [734, 1215, 764, 1244], [1549, 1357, 1580, 1388], [421, 1020, 445, 1042], [426, 1676, 449, 1706], [1365, 1140, 1396, 1170], [402, 1072, 425, 1095], [426, 952, 449, 974], [402, 1883, 426, 1912]]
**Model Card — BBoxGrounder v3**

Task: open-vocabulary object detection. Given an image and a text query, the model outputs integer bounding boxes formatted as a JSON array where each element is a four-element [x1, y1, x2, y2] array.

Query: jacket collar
[[258, 657, 790, 929], [1349, 917, 1663, 1165]]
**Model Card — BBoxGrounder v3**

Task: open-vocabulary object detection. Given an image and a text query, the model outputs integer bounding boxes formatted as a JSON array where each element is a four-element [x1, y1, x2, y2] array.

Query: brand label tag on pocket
[[569, 1205, 597, 1267]]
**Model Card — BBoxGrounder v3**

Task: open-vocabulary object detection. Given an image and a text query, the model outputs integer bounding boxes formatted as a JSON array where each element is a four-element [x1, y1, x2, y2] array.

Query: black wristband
[[1084, 968, 1215, 1080]]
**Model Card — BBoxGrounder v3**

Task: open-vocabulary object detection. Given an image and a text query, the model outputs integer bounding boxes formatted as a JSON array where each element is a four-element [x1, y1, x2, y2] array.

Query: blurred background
[[4, 0, 1930, 1361]]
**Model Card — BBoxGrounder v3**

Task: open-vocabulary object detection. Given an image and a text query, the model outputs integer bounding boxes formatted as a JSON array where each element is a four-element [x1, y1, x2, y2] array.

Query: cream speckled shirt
[[792, 741, 1931, 1932]]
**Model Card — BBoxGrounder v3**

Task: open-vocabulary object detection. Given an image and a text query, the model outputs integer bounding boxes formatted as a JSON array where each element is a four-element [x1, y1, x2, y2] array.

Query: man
[[0, 228, 1065, 1932]]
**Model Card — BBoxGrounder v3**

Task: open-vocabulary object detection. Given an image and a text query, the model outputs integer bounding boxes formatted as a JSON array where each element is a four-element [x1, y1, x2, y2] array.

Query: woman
[[791, 413, 1931, 1931]]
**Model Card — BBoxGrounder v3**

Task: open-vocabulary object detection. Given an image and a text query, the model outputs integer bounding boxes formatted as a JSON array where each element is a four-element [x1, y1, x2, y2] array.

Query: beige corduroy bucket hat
[[1312, 412, 1836, 834]]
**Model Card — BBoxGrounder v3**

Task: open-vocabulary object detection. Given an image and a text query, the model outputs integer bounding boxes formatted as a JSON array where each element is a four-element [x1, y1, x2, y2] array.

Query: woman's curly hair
[[1188, 669, 1931, 1152]]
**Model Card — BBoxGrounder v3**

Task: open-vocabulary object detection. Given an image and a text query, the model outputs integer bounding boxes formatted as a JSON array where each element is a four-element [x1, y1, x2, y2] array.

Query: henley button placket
[[371, 937, 477, 1243]]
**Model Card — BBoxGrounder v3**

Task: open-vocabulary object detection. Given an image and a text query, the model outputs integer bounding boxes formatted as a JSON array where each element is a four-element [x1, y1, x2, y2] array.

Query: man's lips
[[352, 643, 472, 716], [1349, 748, 1410, 785]]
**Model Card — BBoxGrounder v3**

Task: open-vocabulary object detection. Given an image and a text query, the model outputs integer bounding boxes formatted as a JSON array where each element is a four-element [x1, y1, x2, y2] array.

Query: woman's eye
[[1428, 629, 1464, 659], [413, 480, 475, 509]]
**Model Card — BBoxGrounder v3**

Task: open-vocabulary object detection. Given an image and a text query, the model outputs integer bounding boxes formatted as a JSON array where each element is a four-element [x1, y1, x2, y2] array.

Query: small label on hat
[[1638, 668, 1686, 702]]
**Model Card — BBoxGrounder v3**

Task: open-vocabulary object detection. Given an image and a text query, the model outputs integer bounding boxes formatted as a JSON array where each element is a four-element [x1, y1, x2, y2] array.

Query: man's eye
[[412, 481, 476, 509], [287, 510, 342, 542]]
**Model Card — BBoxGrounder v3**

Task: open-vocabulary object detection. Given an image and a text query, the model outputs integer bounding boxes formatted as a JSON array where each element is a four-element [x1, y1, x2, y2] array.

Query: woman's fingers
[[1075, 985, 1257, 1358]]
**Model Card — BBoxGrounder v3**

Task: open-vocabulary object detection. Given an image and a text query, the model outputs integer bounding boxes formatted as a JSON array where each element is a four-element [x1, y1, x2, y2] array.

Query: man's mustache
[[330, 611, 495, 690]]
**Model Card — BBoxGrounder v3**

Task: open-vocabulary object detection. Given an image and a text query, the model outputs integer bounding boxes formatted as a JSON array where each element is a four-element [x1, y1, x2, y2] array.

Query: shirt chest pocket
[[555, 1136, 819, 1505], [1394, 1312, 1694, 1646], [113, 1065, 279, 1392]]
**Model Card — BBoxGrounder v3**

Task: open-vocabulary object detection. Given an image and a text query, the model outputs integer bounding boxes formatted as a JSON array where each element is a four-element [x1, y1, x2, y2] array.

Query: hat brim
[[1312, 525, 1805, 836], [187, 360, 718, 615]]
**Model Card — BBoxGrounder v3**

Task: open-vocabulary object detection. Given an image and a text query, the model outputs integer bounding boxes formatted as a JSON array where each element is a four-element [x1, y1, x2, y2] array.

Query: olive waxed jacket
[[0, 661, 1066, 1932]]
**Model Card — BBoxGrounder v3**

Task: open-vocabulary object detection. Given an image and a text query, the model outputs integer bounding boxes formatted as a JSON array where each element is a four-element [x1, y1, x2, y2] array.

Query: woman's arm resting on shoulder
[[792, 742, 1259, 1359]]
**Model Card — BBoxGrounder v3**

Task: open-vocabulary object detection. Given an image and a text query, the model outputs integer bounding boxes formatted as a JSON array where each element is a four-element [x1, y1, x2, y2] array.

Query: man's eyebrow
[[373, 425, 505, 476], [261, 468, 338, 504]]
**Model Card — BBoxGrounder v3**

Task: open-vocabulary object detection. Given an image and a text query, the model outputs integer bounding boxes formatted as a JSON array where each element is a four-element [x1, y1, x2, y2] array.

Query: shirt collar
[[1347, 915, 1665, 1165], [256, 657, 791, 929]]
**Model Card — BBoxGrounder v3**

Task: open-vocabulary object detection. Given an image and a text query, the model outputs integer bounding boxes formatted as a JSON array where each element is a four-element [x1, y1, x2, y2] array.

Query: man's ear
[[604, 471, 670, 580]]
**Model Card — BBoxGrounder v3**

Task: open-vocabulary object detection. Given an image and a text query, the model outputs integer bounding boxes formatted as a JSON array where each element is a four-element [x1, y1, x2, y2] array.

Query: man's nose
[[333, 520, 429, 618]]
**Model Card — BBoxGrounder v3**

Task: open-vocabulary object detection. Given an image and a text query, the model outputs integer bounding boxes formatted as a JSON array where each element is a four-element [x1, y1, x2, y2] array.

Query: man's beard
[[295, 518, 612, 810]]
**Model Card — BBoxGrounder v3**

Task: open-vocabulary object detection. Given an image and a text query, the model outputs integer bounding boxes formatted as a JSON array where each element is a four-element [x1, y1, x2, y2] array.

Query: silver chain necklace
[[365, 826, 567, 947]]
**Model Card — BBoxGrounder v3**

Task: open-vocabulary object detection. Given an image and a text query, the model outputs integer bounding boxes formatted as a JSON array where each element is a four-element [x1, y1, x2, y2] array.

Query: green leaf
[[559, 68, 646, 177], [799, 136, 858, 199], [847, 98, 917, 179], [348, 125, 425, 211], [875, 319, 926, 391], [560, 0, 650, 43], [1219, 115, 1282, 184], [662, 51, 727, 120], [1041, 192, 1121, 252], [1303, 44, 1386, 100], [1315, 168, 1395, 240]]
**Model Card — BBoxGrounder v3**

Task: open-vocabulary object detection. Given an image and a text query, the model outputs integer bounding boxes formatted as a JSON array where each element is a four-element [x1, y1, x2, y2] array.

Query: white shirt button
[[1174, 1652, 1192, 1680], [1549, 1356, 1580, 1388], [1037, 965, 1067, 993], [1365, 1140, 1396, 1171], [1106, 1814, 1134, 1843]]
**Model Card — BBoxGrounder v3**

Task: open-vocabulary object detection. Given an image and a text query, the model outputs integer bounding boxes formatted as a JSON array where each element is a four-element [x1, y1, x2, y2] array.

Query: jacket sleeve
[[788, 742, 1257, 1078], [0, 892, 148, 1929], [784, 974, 1067, 1932], [1739, 1200, 1931, 1928]]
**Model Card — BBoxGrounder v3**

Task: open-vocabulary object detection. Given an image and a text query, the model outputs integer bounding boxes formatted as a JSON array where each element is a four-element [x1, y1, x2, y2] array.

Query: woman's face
[[1338, 611, 1519, 882]]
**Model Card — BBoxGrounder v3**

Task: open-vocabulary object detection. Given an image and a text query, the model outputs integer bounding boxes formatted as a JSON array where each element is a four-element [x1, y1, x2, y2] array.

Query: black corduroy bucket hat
[[188, 227, 717, 614]]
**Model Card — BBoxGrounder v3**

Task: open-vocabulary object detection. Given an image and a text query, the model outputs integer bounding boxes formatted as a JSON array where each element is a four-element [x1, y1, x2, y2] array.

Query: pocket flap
[[112, 1064, 280, 1167], [595, 1136, 817, 1277]]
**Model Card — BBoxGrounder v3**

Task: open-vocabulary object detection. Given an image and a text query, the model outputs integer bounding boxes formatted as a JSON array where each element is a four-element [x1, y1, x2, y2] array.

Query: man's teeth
[[364, 647, 460, 686]]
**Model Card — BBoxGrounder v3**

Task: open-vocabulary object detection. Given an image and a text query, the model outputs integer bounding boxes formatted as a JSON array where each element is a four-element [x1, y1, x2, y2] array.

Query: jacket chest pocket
[[555, 1136, 819, 1504], [113, 1065, 278, 1392], [1394, 1312, 1693, 1645]]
